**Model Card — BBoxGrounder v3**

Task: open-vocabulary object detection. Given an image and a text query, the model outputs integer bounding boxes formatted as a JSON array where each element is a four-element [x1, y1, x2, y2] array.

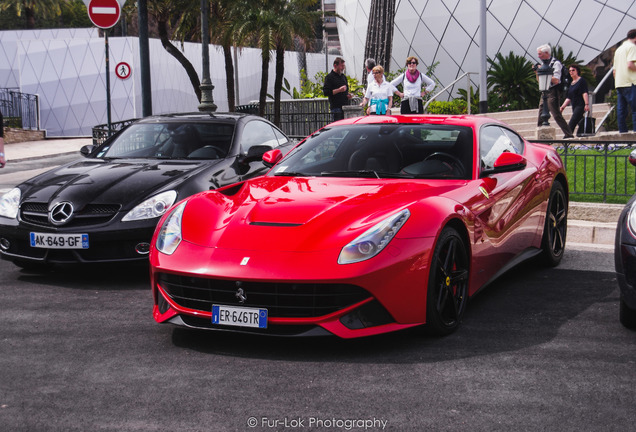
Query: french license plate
[[212, 304, 268, 329], [30, 232, 89, 249]]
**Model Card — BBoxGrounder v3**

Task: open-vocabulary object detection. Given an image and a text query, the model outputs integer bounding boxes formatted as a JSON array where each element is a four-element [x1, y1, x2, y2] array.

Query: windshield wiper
[[319, 170, 412, 179], [272, 171, 308, 177]]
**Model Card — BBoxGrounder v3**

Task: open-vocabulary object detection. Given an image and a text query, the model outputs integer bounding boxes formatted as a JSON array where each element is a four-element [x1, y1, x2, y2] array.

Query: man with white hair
[[536, 44, 573, 138]]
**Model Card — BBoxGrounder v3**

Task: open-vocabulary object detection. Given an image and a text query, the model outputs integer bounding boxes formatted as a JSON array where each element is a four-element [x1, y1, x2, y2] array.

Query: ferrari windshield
[[271, 123, 473, 180], [97, 122, 235, 160]]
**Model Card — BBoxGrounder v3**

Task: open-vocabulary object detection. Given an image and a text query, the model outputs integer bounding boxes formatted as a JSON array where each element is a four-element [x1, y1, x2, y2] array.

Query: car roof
[[329, 114, 506, 129], [135, 112, 255, 124]]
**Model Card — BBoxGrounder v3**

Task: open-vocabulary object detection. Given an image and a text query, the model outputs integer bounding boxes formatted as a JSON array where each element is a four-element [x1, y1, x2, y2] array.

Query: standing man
[[323, 57, 351, 122], [613, 29, 636, 133], [536, 44, 573, 138]]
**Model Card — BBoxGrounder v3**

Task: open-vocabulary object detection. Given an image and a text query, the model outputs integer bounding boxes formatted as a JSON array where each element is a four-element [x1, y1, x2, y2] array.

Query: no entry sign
[[87, 0, 121, 29]]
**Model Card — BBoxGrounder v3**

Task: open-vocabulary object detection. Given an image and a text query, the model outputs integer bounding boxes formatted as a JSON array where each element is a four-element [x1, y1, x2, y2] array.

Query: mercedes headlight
[[0, 188, 21, 219], [155, 201, 186, 255], [338, 209, 410, 264], [122, 190, 177, 222]]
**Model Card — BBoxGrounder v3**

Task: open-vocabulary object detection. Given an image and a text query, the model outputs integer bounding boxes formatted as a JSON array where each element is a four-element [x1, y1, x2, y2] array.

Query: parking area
[[0, 246, 634, 431]]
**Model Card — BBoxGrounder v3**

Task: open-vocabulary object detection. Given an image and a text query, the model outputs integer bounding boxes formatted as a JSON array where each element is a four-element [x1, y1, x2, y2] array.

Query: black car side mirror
[[239, 145, 272, 165], [80, 145, 95, 157]]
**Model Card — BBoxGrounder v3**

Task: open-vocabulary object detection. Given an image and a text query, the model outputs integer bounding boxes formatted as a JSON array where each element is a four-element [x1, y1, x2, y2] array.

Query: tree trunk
[[223, 44, 235, 112], [273, 44, 285, 127], [259, 53, 269, 117], [157, 19, 202, 103], [25, 7, 35, 29], [364, 0, 395, 71]]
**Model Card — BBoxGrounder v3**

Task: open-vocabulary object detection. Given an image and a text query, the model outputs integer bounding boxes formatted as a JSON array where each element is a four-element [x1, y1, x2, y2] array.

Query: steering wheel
[[424, 152, 466, 178], [187, 145, 226, 159]]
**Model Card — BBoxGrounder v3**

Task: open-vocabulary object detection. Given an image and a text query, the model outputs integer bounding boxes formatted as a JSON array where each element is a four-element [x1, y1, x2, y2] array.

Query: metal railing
[[0, 88, 40, 130], [238, 98, 362, 139], [92, 118, 138, 146], [537, 138, 636, 202], [588, 66, 614, 133], [423, 72, 477, 114]]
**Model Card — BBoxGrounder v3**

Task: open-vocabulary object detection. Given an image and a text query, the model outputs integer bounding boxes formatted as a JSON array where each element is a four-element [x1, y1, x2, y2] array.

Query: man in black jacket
[[323, 57, 352, 122]]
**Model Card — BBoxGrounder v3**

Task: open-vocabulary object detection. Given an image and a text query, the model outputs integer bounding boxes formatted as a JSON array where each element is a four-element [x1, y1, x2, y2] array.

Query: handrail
[[588, 66, 614, 133], [423, 72, 478, 114]]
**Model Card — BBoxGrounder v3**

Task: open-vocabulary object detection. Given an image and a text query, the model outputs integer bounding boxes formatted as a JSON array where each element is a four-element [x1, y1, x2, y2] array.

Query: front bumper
[[0, 223, 156, 265], [150, 237, 436, 338]]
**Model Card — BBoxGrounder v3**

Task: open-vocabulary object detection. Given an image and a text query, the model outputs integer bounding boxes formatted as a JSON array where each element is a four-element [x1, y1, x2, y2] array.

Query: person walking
[[322, 57, 352, 122], [360, 66, 400, 115], [613, 29, 636, 133], [560, 64, 590, 134], [536, 44, 573, 138], [390, 56, 435, 114]]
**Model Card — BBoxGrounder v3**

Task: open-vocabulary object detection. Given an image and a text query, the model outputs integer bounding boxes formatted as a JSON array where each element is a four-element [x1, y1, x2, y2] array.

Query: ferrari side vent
[[157, 272, 371, 318]]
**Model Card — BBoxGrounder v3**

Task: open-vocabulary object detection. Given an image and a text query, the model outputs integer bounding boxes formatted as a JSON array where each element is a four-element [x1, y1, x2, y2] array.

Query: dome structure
[[336, 0, 636, 97]]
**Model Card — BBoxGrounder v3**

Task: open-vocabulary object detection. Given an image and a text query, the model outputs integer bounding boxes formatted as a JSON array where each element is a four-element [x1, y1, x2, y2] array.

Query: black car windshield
[[269, 123, 473, 180], [97, 122, 235, 160]]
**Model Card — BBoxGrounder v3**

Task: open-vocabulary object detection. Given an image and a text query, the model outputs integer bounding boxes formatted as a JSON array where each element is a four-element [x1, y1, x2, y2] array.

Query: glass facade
[[337, 0, 636, 95]]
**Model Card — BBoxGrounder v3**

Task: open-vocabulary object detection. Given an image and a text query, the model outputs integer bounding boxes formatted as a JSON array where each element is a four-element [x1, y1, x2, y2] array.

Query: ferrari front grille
[[20, 202, 121, 227], [157, 273, 371, 318]]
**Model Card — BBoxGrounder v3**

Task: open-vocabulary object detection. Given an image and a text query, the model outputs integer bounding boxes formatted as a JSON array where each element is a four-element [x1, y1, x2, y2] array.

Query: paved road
[[0, 247, 634, 431]]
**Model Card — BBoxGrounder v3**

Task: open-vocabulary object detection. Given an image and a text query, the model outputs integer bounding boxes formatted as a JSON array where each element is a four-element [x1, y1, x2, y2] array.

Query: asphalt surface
[[0, 250, 633, 431]]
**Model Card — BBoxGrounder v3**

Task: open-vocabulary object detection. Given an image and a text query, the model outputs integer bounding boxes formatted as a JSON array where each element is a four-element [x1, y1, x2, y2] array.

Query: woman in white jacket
[[391, 56, 435, 114]]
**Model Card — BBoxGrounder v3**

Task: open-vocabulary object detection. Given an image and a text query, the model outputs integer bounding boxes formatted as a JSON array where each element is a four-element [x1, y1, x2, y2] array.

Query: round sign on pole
[[87, 0, 121, 29], [115, 62, 131, 80]]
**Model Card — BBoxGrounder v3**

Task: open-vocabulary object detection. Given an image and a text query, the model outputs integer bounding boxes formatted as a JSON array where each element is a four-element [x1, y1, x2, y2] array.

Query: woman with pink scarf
[[391, 56, 435, 114]]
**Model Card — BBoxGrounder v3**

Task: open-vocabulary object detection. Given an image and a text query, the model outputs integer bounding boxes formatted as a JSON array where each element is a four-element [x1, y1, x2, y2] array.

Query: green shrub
[[426, 99, 467, 115]]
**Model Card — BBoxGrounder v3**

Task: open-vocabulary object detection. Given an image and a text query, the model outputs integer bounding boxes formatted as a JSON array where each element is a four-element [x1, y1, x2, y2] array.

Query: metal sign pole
[[105, 29, 112, 134]]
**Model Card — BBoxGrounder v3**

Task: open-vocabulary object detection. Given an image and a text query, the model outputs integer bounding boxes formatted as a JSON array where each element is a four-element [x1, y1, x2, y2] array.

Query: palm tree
[[0, 0, 67, 29], [364, 0, 395, 76], [487, 51, 539, 111], [140, 0, 203, 102], [270, 0, 321, 125], [232, 0, 321, 122]]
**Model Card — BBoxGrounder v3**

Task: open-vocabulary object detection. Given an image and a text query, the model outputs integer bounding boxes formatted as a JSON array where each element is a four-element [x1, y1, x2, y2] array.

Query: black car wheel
[[424, 227, 469, 336], [541, 181, 567, 266], [620, 298, 636, 329]]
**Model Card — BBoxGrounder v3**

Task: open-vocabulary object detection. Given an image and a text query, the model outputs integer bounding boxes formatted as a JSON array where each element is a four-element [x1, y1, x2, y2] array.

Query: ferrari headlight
[[0, 188, 21, 219], [122, 190, 177, 222], [338, 209, 410, 264], [628, 204, 636, 238], [155, 201, 186, 255]]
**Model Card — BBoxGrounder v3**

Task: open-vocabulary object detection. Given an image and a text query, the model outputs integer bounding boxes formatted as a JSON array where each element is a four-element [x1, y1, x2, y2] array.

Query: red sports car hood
[[181, 176, 459, 252]]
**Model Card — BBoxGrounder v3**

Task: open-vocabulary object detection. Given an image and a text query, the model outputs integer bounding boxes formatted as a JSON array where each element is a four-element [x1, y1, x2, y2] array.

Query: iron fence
[[537, 139, 636, 203], [92, 118, 139, 146], [238, 98, 362, 140], [0, 88, 39, 130]]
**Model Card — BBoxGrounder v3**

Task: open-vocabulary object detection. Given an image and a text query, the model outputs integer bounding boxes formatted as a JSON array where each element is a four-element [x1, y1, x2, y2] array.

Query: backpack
[[549, 57, 570, 91]]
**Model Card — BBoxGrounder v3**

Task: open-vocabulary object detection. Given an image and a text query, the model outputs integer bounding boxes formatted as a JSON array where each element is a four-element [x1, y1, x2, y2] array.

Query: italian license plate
[[30, 232, 89, 249], [212, 304, 268, 329]]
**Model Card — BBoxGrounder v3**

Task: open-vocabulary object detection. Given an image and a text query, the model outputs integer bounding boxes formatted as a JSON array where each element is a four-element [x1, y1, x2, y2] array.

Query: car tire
[[541, 181, 567, 267], [424, 226, 469, 336], [620, 297, 636, 329]]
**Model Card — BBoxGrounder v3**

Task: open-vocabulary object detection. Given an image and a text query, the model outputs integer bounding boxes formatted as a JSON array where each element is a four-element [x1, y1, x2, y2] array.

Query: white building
[[337, 0, 636, 96]]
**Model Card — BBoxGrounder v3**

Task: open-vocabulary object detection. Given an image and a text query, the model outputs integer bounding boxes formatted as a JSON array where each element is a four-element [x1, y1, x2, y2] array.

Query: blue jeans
[[616, 85, 636, 132], [330, 107, 344, 122]]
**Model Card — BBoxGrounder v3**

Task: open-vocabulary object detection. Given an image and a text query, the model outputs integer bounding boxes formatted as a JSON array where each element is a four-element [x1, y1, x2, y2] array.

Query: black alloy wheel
[[424, 226, 469, 336], [541, 181, 567, 266]]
